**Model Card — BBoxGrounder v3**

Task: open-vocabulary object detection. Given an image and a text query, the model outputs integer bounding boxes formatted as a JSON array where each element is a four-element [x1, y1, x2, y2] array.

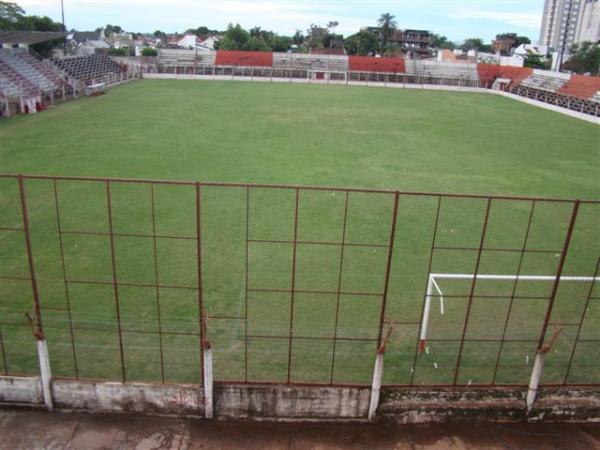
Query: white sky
[[14, 0, 545, 42]]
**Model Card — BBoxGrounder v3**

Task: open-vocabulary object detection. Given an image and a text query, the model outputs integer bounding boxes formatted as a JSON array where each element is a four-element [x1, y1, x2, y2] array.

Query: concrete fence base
[[1, 376, 598, 422]]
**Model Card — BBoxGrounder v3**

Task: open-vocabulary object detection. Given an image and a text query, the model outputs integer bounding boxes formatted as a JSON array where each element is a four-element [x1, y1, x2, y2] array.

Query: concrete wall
[[379, 387, 600, 423], [51, 379, 205, 417], [0, 376, 43, 406], [214, 384, 370, 420], [2, 376, 599, 422]]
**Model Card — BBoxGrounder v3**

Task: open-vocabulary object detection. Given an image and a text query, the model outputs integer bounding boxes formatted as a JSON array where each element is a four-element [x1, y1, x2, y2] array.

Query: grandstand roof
[[71, 31, 103, 43], [0, 31, 67, 45]]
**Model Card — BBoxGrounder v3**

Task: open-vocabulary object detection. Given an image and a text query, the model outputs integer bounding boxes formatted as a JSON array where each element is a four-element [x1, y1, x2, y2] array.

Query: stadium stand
[[273, 52, 349, 73], [406, 60, 479, 83], [558, 74, 600, 100], [0, 58, 39, 98], [477, 65, 533, 89], [157, 49, 215, 73], [520, 73, 569, 93], [0, 48, 64, 93], [52, 54, 126, 84], [348, 56, 405, 73], [215, 50, 273, 67]]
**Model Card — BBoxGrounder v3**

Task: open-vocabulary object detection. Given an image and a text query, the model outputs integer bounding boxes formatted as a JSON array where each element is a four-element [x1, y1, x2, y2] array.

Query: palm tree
[[377, 13, 397, 53]]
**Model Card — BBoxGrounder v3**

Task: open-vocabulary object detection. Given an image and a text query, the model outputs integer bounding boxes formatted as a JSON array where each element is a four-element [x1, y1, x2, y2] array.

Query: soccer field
[[0, 80, 598, 387]]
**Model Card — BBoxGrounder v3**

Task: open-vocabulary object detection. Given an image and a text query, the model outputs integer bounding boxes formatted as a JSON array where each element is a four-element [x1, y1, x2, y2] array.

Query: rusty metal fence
[[0, 174, 598, 388]]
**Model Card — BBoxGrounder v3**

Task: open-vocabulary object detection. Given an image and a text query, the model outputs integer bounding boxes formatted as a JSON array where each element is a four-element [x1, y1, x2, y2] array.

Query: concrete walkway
[[1, 408, 599, 450]]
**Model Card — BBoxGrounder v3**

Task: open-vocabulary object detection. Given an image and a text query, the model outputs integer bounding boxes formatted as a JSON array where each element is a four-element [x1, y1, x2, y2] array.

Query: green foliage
[[377, 12, 397, 51], [0, 1, 24, 28], [186, 25, 219, 37], [432, 34, 456, 50], [461, 38, 492, 53], [305, 23, 329, 48], [562, 41, 600, 76], [344, 30, 379, 56], [217, 23, 249, 50], [108, 47, 130, 56], [523, 54, 551, 70], [141, 47, 157, 57], [293, 30, 305, 45], [216, 23, 290, 52], [96, 24, 123, 35], [515, 35, 531, 47]]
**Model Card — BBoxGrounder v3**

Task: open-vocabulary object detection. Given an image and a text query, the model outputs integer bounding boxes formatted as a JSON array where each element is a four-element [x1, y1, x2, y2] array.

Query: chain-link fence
[[1, 174, 598, 388]]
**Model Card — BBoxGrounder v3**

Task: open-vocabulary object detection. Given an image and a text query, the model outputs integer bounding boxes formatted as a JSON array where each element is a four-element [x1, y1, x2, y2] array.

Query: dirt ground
[[0, 408, 599, 450]]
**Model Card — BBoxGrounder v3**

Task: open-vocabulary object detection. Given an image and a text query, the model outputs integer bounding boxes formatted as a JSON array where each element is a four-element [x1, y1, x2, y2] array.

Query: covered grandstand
[[1, 31, 69, 116]]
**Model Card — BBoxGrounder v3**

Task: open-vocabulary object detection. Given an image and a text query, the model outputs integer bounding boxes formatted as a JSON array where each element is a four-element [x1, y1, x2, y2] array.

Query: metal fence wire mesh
[[0, 174, 598, 388]]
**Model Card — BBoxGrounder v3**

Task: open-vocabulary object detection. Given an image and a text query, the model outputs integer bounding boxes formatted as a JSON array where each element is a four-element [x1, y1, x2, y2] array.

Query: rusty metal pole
[[19, 176, 53, 411]]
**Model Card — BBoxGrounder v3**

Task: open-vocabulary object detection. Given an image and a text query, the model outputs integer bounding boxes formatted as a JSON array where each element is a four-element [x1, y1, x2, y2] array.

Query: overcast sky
[[15, 0, 545, 43]]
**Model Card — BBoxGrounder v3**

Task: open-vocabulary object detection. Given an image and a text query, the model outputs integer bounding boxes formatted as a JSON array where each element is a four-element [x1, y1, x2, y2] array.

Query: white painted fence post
[[526, 351, 544, 413], [368, 350, 385, 421], [37, 339, 54, 411], [203, 343, 214, 419]]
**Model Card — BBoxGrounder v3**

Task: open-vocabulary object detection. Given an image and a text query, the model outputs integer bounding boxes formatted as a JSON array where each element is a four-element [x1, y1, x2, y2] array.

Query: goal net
[[418, 273, 599, 353]]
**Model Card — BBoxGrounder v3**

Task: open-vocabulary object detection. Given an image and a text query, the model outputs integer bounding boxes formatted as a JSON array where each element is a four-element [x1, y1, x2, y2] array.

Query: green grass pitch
[[0, 80, 598, 386]]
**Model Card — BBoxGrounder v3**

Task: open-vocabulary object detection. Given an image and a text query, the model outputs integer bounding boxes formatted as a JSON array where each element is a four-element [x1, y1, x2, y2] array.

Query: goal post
[[417, 273, 599, 353]]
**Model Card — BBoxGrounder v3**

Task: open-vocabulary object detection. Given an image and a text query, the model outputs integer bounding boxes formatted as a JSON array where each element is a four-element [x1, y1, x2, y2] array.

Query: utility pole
[[61, 0, 65, 30], [61, 0, 67, 54]]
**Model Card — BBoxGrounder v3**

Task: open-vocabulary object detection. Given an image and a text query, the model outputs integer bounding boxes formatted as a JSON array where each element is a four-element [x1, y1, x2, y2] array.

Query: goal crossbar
[[418, 273, 599, 352]]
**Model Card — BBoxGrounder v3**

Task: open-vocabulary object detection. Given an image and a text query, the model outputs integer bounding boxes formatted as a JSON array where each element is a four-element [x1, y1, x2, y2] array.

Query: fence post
[[368, 325, 393, 421], [368, 349, 384, 421], [377, 192, 399, 347], [527, 200, 580, 412], [203, 341, 213, 419], [18, 176, 53, 411], [195, 183, 206, 387]]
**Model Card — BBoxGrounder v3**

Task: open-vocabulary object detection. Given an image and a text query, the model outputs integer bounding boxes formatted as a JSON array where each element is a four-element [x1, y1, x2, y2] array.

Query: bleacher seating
[[406, 60, 479, 81], [591, 92, 600, 103], [215, 50, 273, 67], [272, 53, 349, 72], [0, 59, 38, 98], [349, 56, 405, 73], [0, 48, 63, 94], [158, 49, 215, 68], [558, 74, 600, 100], [52, 54, 125, 82], [521, 73, 568, 93], [477, 65, 533, 88]]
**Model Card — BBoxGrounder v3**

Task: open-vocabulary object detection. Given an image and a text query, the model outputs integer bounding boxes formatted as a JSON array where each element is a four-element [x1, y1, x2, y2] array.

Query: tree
[[103, 24, 123, 35], [270, 35, 291, 52], [305, 23, 329, 48], [515, 36, 531, 48], [377, 13, 397, 52], [292, 30, 304, 46], [0, 1, 24, 28], [461, 38, 492, 53], [344, 30, 379, 56], [432, 34, 455, 50], [523, 54, 551, 70], [217, 23, 250, 50], [141, 47, 158, 57], [562, 41, 600, 75]]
